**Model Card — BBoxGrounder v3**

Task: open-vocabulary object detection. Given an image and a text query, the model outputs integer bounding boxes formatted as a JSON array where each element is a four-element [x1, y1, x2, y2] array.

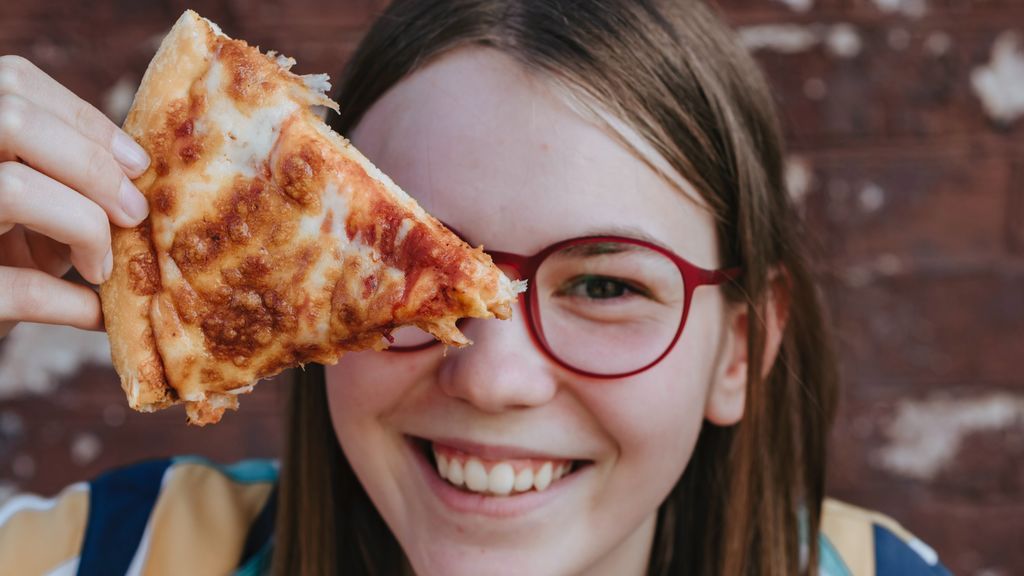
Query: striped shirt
[[0, 456, 951, 575]]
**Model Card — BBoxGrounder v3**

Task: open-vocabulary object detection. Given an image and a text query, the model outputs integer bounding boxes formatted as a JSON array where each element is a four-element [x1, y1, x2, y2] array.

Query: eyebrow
[[573, 225, 672, 251], [554, 226, 673, 258], [441, 220, 672, 255]]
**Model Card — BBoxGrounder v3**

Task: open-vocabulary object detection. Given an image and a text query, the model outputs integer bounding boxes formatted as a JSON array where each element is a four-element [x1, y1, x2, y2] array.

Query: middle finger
[[0, 161, 112, 284], [0, 93, 149, 228]]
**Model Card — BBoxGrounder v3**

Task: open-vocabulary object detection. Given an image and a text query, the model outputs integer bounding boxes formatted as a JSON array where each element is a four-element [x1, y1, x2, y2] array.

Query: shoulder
[[819, 498, 952, 576], [0, 480, 88, 575], [0, 456, 278, 576]]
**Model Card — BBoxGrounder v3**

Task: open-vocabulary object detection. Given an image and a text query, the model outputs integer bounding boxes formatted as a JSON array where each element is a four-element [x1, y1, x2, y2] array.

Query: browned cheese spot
[[218, 40, 278, 106], [170, 222, 227, 272], [276, 140, 325, 208], [128, 222, 161, 296], [321, 208, 334, 235], [128, 252, 160, 296], [146, 86, 208, 178], [179, 141, 203, 164], [152, 185, 175, 216], [155, 158, 170, 177], [201, 281, 297, 362], [172, 283, 204, 325], [176, 119, 194, 138], [200, 368, 223, 386]]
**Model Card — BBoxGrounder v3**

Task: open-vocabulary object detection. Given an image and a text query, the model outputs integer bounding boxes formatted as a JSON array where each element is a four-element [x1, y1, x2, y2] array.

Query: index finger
[[0, 55, 150, 177]]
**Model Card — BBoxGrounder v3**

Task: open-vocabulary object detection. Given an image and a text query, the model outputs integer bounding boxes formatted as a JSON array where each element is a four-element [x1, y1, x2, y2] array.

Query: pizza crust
[[101, 11, 216, 417]]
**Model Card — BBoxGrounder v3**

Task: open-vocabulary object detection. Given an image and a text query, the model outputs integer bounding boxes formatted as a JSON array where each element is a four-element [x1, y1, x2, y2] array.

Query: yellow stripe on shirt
[[136, 462, 273, 575], [0, 483, 89, 576], [821, 498, 876, 576]]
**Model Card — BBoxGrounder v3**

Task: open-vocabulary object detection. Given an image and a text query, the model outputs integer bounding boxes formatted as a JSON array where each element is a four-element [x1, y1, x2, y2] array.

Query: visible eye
[[557, 275, 648, 300]]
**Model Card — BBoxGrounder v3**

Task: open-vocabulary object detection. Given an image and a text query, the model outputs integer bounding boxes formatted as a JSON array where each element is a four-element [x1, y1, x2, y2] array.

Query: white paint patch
[[12, 454, 35, 480], [826, 24, 863, 58], [858, 182, 886, 213], [772, 0, 814, 13], [803, 77, 828, 100], [924, 31, 953, 57], [971, 32, 1024, 126], [0, 323, 111, 400], [785, 156, 814, 205], [102, 75, 138, 125], [871, 0, 928, 18], [888, 28, 912, 51], [842, 254, 907, 287], [875, 253, 903, 276], [70, 433, 103, 466], [740, 24, 862, 59], [0, 410, 24, 438], [103, 404, 126, 427], [876, 393, 1024, 480], [739, 24, 821, 54]]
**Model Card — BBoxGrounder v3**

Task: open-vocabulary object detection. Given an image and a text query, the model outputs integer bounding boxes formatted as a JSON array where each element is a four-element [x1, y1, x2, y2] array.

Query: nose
[[438, 298, 558, 413]]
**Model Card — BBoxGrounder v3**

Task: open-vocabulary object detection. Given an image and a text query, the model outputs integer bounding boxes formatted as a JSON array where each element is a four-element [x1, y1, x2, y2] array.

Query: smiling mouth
[[415, 438, 588, 496]]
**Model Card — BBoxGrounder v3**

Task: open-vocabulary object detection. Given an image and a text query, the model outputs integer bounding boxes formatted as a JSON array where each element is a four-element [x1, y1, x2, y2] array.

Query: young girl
[[0, 1, 950, 574]]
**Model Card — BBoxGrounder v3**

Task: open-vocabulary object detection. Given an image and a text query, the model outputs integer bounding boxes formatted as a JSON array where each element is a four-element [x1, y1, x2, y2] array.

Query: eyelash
[[557, 275, 648, 300]]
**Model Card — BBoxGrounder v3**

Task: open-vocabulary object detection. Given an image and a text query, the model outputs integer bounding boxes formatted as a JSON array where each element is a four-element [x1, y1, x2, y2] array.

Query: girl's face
[[326, 48, 747, 576]]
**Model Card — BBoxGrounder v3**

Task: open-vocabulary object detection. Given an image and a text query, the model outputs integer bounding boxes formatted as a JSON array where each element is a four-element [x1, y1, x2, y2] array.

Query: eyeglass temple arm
[[700, 266, 743, 286]]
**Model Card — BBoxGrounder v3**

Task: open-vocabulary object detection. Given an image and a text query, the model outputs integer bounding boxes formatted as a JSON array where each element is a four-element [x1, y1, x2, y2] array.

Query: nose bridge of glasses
[[485, 250, 533, 284]]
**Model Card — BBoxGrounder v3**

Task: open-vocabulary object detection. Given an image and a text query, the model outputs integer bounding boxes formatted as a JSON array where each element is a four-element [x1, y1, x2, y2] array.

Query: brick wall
[[0, 1, 1020, 574]]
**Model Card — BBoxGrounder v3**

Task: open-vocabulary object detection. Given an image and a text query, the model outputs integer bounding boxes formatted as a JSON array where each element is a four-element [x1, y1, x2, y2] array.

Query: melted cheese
[[200, 56, 300, 181]]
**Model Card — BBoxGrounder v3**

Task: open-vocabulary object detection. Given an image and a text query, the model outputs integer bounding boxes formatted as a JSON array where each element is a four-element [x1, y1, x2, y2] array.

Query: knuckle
[[82, 142, 119, 192], [73, 101, 111, 142], [0, 55, 30, 96], [0, 161, 25, 210], [80, 200, 111, 247], [5, 271, 46, 318], [0, 92, 29, 142]]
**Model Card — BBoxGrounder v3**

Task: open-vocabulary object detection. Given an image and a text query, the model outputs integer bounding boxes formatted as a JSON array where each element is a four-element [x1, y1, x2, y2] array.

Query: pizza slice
[[99, 10, 525, 425]]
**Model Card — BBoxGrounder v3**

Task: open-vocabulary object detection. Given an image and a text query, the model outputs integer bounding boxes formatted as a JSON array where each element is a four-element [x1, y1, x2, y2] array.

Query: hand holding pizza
[[0, 55, 151, 337]]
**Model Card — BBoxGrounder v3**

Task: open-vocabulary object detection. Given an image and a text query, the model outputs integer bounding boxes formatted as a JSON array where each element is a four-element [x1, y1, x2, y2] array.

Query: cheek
[[327, 352, 427, 414], [325, 351, 437, 453], [587, 303, 724, 488]]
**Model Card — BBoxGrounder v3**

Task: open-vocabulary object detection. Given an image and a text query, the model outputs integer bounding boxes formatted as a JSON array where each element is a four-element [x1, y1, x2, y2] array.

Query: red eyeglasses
[[388, 235, 741, 378]]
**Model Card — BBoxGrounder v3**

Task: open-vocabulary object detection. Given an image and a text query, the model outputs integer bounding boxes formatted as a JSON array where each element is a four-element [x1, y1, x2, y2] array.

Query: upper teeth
[[433, 445, 571, 496]]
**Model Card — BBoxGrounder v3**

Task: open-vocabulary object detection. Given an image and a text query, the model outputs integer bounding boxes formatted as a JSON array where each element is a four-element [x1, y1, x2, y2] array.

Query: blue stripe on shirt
[[874, 524, 952, 576], [77, 457, 173, 576], [236, 483, 277, 570]]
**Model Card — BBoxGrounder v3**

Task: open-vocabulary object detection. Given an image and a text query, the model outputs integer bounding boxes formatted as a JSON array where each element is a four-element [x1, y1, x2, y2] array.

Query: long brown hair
[[272, 1, 838, 574]]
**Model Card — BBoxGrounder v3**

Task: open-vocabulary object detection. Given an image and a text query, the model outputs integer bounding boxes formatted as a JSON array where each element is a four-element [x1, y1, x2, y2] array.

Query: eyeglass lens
[[387, 240, 686, 376]]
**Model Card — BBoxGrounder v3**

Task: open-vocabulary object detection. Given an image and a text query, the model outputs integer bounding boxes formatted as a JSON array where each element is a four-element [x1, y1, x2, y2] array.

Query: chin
[[405, 542, 575, 576]]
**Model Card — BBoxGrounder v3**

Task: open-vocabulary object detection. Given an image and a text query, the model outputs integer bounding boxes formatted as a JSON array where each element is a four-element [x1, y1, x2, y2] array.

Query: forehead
[[348, 47, 719, 267]]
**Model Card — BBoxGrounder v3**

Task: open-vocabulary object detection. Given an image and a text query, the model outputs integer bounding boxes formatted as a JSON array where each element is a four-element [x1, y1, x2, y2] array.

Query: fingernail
[[120, 178, 149, 222], [103, 249, 114, 283], [112, 131, 150, 174]]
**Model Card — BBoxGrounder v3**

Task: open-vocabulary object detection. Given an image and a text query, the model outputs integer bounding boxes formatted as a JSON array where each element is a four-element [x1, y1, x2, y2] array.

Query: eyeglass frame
[[388, 234, 742, 379]]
